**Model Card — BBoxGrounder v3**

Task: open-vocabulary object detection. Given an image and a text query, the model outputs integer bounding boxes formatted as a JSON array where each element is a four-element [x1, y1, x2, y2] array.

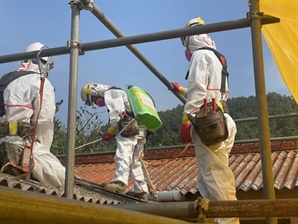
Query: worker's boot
[[126, 192, 148, 201], [102, 181, 127, 194]]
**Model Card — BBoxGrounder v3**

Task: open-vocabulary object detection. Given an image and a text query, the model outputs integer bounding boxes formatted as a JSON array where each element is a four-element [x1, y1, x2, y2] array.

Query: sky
[[0, 0, 292, 125]]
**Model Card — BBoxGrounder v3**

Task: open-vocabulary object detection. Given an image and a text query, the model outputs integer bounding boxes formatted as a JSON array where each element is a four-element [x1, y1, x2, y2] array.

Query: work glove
[[180, 114, 192, 143], [170, 82, 186, 95], [102, 126, 116, 142]]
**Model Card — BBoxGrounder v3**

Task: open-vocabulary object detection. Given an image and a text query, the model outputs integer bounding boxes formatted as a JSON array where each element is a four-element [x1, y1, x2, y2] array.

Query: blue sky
[[0, 0, 291, 125]]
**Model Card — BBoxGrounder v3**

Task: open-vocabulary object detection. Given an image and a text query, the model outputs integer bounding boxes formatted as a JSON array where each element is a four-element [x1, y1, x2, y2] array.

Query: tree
[[52, 102, 117, 155], [51, 99, 67, 155], [52, 92, 298, 155]]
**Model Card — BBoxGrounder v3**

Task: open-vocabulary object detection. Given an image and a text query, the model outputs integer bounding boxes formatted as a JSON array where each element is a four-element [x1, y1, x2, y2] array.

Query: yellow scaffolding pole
[[0, 187, 192, 224]]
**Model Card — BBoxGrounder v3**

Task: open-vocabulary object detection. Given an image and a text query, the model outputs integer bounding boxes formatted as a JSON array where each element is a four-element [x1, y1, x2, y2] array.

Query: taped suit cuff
[[182, 114, 191, 125], [107, 126, 117, 135], [179, 87, 187, 95]]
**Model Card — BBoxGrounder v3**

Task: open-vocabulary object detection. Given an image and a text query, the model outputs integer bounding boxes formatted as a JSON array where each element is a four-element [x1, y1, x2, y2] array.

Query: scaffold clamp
[[195, 197, 216, 223], [67, 40, 84, 55], [79, 0, 94, 11]]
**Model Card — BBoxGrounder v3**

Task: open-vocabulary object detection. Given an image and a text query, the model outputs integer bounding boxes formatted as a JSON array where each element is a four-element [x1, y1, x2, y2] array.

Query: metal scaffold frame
[[0, 0, 291, 223]]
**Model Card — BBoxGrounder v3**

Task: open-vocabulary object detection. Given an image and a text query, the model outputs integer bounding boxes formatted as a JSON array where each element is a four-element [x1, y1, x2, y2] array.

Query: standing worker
[[81, 83, 151, 201], [171, 17, 239, 224], [0, 42, 65, 187]]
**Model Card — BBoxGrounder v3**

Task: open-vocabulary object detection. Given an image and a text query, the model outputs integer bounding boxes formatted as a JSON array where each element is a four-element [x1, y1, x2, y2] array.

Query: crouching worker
[[0, 42, 65, 187], [81, 82, 153, 201]]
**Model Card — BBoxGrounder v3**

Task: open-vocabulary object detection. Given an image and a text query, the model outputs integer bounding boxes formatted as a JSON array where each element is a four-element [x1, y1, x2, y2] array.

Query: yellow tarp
[[260, 0, 298, 103]]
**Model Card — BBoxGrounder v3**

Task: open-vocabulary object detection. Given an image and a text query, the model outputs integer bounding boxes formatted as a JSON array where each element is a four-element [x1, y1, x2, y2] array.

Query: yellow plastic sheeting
[[260, 0, 298, 103]]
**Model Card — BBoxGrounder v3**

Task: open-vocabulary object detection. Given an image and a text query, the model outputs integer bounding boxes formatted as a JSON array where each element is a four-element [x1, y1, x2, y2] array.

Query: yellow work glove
[[171, 82, 186, 95]]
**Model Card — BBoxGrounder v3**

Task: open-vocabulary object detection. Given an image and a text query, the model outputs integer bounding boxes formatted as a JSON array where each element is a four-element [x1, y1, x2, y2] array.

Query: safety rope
[[18, 76, 45, 179], [0, 162, 15, 173], [140, 142, 191, 200], [20, 76, 46, 178], [141, 159, 158, 200], [143, 142, 191, 167]]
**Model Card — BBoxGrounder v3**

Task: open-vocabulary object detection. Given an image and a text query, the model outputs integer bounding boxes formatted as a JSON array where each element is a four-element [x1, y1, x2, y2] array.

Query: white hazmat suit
[[0, 42, 65, 187], [81, 83, 148, 194], [178, 19, 239, 224], [104, 87, 148, 193]]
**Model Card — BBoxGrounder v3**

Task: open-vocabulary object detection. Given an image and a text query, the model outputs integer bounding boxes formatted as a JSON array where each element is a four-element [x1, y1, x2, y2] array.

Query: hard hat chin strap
[[36, 46, 52, 78]]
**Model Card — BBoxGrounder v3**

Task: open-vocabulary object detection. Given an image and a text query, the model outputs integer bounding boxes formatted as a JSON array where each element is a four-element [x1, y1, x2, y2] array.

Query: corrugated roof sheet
[[0, 173, 141, 204], [70, 141, 298, 194], [0, 141, 296, 204]]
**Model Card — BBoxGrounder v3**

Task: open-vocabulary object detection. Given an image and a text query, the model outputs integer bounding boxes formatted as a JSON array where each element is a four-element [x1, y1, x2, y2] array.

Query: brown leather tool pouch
[[118, 117, 140, 137], [188, 106, 229, 146]]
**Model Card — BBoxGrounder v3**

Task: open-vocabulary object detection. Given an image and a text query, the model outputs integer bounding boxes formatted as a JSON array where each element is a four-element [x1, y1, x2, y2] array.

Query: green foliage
[[52, 103, 117, 155], [52, 93, 298, 155], [51, 99, 67, 155], [229, 93, 298, 139], [146, 105, 185, 147]]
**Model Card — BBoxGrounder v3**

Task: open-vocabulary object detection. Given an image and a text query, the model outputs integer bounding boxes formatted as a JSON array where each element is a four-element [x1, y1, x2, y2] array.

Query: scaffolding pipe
[[80, 0, 185, 103], [64, 0, 81, 199], [145, 137, 298, 152], [56, 138, 297, 159], [249, 1, 277, 223], [234, 112, 298, 123], [109, 198, 298, 220], [234, 136, 298, 144], [1, 18, 260, 64], [0, 187, 192, 224]]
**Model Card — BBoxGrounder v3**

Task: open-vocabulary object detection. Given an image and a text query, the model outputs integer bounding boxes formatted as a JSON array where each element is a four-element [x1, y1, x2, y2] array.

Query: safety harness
[[185, 47, 229, 94]]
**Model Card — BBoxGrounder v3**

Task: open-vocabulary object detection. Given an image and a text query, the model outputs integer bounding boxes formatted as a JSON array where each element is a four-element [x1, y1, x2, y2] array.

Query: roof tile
[[69, 141, 298, 194]]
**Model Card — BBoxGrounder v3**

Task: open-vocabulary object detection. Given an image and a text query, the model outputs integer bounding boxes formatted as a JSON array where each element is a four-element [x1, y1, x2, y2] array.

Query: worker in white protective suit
[[0, 42, 65, 187], [171, 17, 239, 224], [81, 83, 149, 201]]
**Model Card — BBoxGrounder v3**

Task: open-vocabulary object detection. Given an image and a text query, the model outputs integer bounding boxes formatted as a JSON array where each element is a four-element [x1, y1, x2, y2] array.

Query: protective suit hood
[[81, 82, 111, 106], [92, 83, 111, 97], [17, 42, 50, 74], [185, 34, 217, 54], [17, 62, 40, 73]]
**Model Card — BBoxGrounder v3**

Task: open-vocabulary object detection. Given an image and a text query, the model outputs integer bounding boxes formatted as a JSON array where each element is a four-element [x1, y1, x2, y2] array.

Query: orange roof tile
[[63, 141, 298, 194]]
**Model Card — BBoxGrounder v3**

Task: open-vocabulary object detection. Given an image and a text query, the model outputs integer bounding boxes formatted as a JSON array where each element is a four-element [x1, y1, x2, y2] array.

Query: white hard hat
[[25, 42, 48, 61], [185, 16, 205, 28], [182, 16, 205, 47], [81, 82, 111, 106]]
